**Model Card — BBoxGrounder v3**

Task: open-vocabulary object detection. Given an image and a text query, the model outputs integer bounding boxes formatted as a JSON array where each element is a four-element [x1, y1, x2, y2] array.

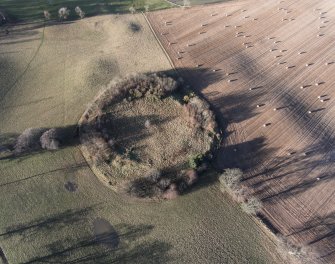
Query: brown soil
[[148, 0, 335, 262]]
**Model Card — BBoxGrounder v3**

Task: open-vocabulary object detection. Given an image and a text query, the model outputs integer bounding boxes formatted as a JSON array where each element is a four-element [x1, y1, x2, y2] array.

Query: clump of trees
[[219, 168, 262, 215], [13, 127, 61, 154], [90, 73, 178, 113], [276, 235, 317, 264], [126, 168, 199, 199], [43, 7, 87, 21]]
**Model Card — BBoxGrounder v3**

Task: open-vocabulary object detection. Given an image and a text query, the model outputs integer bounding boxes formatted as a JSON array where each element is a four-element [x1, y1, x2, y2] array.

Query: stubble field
[[147, 0, 335, 262]]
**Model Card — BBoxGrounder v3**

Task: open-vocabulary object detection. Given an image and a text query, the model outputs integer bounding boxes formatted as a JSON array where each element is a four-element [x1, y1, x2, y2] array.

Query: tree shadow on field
[[287, 212, 335, 262], [0, 207, 93, 239], [0, 56, 18, 97], [0, 205, 172, 263], [214, 136, 274, 172]]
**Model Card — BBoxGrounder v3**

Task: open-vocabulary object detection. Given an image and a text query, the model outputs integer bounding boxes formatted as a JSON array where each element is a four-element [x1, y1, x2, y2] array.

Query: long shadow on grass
[[0, 207, 93, 239], [0, 205, 172, 263]]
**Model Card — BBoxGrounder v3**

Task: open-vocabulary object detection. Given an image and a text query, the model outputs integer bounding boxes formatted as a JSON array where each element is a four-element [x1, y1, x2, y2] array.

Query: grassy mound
[[79, 73, 220, 199]]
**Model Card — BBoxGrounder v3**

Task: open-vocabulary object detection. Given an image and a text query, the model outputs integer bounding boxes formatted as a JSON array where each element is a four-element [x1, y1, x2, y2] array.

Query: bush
[[92, 73, 178, 111], [189, 153, 205, 169], [40, 128, 60, 150], [146, 168, 161, 183], [82, 133, 111, 165], [183, 96, 217, 133], [58, 7, 70, 20], [14, 128, 45, 154], [241, 196, 262, 215], [177, 179, 189, 193], [219, 168, 243, 189], [127, 178, 161, 198], [157, 177, 171, 190]]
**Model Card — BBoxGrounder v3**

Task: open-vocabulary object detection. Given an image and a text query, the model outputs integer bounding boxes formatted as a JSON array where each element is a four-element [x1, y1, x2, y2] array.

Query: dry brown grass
[[105, 97, 211, 176]]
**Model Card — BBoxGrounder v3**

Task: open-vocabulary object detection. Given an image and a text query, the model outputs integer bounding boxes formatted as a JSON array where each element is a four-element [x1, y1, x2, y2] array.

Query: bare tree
[[75, 6, 85, 19], [14, 128, 45, 154], [129, 6, 136, 14], [43, 10, 51, 20], [58, 7, 70, 20], [183, 0, 191, 8], [144, 5, 150, 12], [241, 196, 262, 215], [40, 128, 60, 150], [219, 168, 243, 189]]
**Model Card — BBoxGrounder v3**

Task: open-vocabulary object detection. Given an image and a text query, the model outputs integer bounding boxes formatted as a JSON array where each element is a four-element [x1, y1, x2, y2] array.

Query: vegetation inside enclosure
[[0, 0, 172, 23], [79, 73, 221, 199]]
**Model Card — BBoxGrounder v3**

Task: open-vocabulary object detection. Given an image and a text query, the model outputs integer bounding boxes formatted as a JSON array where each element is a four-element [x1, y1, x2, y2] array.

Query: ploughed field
[[147, 0, 335, 262]]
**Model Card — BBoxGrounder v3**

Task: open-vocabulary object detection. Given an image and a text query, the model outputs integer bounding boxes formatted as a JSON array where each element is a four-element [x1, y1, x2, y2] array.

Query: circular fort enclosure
[[79, 73, 220, 200]]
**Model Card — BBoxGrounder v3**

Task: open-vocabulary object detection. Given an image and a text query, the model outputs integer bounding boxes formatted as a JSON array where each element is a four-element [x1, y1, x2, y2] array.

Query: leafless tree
[[43, 10, 51, 20], [75, 6, 85, 19], [129, 6, 136, 14], [40, 128, 60, 150], [241, 196, 262, 215], [219, 168, 243, 189], [144, 5, 150, 12], [183, 0, 191, 8], [58, 7, 70, 20], [14, 128, 45, 154]]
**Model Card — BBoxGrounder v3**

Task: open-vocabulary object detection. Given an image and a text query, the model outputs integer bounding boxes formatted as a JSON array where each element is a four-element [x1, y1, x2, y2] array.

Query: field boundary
[[142, 12, 177, 72]]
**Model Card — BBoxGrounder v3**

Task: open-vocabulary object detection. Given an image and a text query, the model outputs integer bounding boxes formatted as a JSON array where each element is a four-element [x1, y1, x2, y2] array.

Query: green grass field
[[0, 11, 284, 264], [0, 0, 171, 22]]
